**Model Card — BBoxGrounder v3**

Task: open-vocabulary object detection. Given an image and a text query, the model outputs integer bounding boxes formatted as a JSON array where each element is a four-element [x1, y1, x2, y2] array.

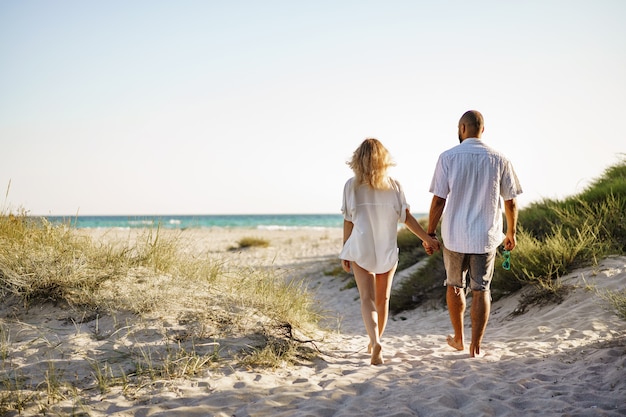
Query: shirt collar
[[461, 137, 480, 144]]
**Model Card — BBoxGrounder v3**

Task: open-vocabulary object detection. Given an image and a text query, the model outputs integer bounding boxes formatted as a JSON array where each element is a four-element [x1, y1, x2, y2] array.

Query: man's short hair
[[460, 110, 484, 136]]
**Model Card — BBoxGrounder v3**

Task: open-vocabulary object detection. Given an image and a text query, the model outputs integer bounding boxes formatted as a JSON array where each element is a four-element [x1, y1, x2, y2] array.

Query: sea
[[42, 214, 346, 230]]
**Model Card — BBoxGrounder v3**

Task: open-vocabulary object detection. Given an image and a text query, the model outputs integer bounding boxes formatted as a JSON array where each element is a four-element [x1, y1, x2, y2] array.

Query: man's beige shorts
[[442, 246, 496, 291]]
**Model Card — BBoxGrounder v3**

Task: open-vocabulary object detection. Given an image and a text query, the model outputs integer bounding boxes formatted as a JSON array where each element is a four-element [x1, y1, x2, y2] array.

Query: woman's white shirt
[[340, 177, 409, 274]]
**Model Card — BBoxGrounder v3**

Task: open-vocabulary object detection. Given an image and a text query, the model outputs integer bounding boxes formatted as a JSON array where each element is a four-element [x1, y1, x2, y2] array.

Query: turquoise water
[[42, 214, 346, 229]]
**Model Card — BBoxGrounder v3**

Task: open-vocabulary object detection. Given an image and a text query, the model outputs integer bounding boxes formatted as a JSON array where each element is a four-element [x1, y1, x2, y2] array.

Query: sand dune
[[1, 228, 624, 416]]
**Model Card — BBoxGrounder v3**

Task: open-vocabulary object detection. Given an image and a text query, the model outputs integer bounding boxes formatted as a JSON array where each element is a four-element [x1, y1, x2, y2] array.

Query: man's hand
[[503, 233, 516, 251], [423, 237, 440, 255]]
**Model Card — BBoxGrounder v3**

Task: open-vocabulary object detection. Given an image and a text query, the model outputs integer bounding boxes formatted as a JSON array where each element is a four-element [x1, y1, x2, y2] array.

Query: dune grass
[[397, 225, 430, 270], [390, 157, 626, 315], [0, 211, 322, 414], [0, 213, 318, 325], [599, 288, 626, 320]]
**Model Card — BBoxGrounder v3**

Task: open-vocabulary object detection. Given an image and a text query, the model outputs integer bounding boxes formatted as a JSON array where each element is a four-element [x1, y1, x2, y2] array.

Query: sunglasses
[[502, 250, 511, 270]]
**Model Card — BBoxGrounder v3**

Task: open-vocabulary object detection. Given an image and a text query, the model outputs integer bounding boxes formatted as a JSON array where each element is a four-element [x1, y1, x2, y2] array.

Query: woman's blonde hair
[[348, 138, 395, 189]]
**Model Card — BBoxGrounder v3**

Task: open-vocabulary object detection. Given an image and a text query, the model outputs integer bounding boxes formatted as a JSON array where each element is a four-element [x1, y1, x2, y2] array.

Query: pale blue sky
[[1, 1, 624, 215]]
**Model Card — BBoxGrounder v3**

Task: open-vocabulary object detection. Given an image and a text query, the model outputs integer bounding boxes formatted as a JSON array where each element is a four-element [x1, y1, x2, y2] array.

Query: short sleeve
[[392, 178, 409, 223], [500, 160, 523, 200], [429, 155, 449, 199], [341, 178, 355, 221]]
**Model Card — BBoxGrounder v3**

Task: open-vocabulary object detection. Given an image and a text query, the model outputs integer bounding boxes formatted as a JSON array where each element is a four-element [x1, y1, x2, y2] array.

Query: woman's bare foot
[[370, 343, 383, 365], [367, 343, 372, 354], [446, 335, 465, 351]]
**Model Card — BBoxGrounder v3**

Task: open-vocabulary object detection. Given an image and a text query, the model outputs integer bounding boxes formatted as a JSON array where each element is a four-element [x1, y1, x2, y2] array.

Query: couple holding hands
[[339, 110, 523, 365]]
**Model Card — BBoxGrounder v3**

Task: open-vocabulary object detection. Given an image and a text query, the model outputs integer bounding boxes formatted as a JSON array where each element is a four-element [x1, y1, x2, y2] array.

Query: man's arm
[[503, 198, 518, 251], [423, 196, 446, 254], [427, 196, 446, 235]]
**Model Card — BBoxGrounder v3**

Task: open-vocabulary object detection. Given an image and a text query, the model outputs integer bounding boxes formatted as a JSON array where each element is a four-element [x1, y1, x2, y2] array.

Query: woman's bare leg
[[375, 263, 397, 340], [352, 262, 383, 365]]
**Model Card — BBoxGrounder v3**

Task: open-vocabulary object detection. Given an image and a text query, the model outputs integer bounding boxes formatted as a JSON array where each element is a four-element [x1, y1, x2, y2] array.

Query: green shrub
[[397, 227, 428, 271], [390, 251, 446, 314], [392, 157, 626, 313]]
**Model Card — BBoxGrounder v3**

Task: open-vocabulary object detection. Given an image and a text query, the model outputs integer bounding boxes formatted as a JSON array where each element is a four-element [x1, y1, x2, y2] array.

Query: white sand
[[1, 228, 625, 416]]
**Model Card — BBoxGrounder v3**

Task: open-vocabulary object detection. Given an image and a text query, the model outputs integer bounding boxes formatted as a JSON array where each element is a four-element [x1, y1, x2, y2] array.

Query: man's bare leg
[[446, 285, 466, 351], [469, 290, 491, 357]]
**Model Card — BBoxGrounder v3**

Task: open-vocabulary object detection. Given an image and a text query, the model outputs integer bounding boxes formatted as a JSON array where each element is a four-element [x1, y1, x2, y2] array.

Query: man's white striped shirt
[[429, 138, 523, 253]]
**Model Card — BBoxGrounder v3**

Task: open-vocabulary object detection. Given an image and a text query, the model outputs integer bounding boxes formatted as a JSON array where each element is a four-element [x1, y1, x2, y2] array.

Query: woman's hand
[[341, 259, 351, 273]]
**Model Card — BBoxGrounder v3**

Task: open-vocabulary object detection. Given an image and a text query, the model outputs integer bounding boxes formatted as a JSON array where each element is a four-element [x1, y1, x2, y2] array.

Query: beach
[[2, 227, 625, 416]]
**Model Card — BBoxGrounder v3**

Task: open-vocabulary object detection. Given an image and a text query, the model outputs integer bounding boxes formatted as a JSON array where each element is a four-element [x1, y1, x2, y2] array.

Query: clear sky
[[1, 1, 624, 216]]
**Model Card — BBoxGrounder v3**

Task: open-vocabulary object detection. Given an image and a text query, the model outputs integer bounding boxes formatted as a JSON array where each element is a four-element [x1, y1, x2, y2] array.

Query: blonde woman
[[340, 138, 439, 365]]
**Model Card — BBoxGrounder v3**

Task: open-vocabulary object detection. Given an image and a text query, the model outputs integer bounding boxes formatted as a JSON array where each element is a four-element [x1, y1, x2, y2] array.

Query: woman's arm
[[343, 219, 353, 245], [404, 209, 440, 252], [341, 220, 354, 272]]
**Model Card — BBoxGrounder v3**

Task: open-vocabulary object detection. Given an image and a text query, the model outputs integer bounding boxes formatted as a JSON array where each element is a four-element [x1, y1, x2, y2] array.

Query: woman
[[340, 138, 439, 365]]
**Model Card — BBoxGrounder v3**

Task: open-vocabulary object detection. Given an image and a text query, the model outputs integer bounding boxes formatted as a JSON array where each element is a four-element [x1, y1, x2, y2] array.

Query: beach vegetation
[[89, 359, 115, 395], [600, 288, 626, 320], [0, 210, 322, 415], [239, 336, 298, 369], [397, 226, 429, 270], [390, 251, 447, 313], [390, 157, 626, 314], [0, 323, 8, 361], [0, 370, 34, 414], [233, 236, 270, 249], [323, 262, 356, 289]]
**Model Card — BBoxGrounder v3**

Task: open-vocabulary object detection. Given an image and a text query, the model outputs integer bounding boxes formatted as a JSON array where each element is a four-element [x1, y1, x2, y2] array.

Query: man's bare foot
[[446, 335, 465, 351], [371, 343, 383, 365], [469, 343, 481, 357]]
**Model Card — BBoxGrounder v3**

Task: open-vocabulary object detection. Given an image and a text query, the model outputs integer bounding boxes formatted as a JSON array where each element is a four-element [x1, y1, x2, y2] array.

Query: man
[[424, 110, 522, 357]]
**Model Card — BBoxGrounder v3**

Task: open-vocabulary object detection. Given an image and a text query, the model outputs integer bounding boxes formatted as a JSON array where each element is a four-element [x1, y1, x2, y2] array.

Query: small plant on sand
[[238, 321, 319, 369], [0, 370, 35, 415], [600, 289, 626, 320], [160, 340, 219, 378], [89, 359, 115, 394], [0, 322, 9, 361], [234, 236, 270, 249], [44, 360, 66, 404], [240, 337, 298, 369], [323, 261, 356, 289]]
